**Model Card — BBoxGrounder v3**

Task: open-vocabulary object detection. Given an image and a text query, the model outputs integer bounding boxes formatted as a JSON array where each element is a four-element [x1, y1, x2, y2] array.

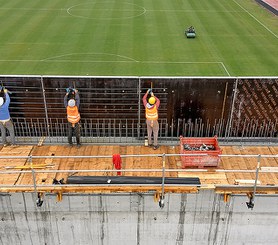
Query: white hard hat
[[0, 97, 3, 107], [68, 99, 76, 107]]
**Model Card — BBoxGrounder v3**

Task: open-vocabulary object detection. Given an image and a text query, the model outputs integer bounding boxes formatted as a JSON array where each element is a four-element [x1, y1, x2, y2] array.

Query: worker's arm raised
[[64, 94, 68, 107], [142, 90, 149, 107], [75, 91, 80, 109], [4, 90, 10, 106], [154, 95, 160, 108]]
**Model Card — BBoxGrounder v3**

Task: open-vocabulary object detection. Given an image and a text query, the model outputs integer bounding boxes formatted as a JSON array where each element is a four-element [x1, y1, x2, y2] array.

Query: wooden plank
[[36, 145, 58, 185], [52, 146, 70, 182], [1, 145, 278, 195], [178, 172, 228, 186], [200, 184, 217, 189], [104, 145, 118, 176], [47, 145, 65, 183], [151, 145, 165, 177], [0, 185, 199, 194], [221, 146, 238, 184], [16, 145, 54, 186], [119, 145, 126, 173], [72, 145, 85, 171], [86, 145, 99, 176], [259, 147, 278, 185], [124, 146, 133, 177], [225, 146, 248, 183], [178, 172, 227, 180], [234, 179, 261, 185], [261, 167, 278, 171], [166, 146, 179, 177], [215, 186, 278, 195], [237, 146, 254, 181], [246, 146, 269, 185], [140, 144, 162, 177], [130, 145, 143, 177], [0, 145, 33, 185]]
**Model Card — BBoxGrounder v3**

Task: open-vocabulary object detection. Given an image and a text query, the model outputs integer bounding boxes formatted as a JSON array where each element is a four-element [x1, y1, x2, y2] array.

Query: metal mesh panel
[[0, 76, 277, 144]]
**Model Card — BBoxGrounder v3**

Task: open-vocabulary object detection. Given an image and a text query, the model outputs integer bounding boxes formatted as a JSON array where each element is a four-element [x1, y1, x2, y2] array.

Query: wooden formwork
[[0, 145, 278, 195]]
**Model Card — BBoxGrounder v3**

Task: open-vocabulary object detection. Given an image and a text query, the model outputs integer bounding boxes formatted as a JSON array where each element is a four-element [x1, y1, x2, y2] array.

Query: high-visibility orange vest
[[146, 105, 158, 120], [67, 106, 80, 124]]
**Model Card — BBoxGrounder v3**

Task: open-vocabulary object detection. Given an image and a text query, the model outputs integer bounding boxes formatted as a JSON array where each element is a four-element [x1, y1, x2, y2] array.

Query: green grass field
[[0, 0, 277, 76]]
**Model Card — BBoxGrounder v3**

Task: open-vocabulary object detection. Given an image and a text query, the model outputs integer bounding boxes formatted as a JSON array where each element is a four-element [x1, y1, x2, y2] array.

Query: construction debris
[[183, 143, 215, 151]]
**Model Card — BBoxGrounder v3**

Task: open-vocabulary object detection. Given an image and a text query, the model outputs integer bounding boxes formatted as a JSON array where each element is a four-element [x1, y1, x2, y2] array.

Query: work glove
[[66, 88, 70, 93], [4, 89, 8, 93], [151, 92, 154, 97], [147, 89, 152, 94]]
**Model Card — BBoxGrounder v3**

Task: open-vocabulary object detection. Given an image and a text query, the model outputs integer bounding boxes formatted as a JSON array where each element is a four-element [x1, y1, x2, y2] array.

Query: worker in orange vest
[[64, 88, 81, 147], [142, 89, 160, 150]]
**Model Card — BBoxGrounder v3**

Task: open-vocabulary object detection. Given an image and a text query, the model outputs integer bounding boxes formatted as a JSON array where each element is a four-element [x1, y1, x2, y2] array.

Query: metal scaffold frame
[[0, 153, 278, 209]]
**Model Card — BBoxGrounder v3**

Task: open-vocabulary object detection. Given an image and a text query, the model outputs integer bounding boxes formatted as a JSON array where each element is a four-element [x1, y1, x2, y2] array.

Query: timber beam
[[0, 185, 199, 194], [215, 185, 278, 195]]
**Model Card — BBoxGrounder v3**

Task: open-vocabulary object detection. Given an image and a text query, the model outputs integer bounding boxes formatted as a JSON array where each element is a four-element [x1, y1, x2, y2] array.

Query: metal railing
[[8, 117, 278, 145], [0, 153, 278, 209]]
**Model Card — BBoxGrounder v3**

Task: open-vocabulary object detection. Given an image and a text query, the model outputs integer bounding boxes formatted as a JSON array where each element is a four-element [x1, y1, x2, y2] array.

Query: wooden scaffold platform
[[0, 144, 277, 197]]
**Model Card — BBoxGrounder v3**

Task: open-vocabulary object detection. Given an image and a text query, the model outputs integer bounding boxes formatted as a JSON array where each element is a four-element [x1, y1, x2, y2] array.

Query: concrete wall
[[0, 191, 277, 245]]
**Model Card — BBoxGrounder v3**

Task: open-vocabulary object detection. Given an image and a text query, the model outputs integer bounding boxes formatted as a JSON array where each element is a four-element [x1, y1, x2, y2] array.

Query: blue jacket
[[0, 92, 11, 121]]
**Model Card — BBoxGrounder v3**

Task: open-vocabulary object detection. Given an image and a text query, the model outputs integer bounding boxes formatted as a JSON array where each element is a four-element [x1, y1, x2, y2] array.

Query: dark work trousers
[[0, 119, 15, 145], [68, 122, 81, 145]]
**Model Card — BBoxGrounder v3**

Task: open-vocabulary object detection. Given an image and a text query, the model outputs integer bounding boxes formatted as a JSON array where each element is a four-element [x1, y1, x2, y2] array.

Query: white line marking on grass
[[41, 53, 139, 62], [43, 60, 135, 63], [0, 8, 243, 14], [148, 10, 245, 13], [0, 59, 136, 64], [0, 58, 230, 75], [0, 7, 66, 11], [143, 61, 221, 64], [0, 59, 40, 62], [67, 2, 146, 20], [233, 0, 278, 39], [142, 61, 231, 76], [220, 62, 231, 76]]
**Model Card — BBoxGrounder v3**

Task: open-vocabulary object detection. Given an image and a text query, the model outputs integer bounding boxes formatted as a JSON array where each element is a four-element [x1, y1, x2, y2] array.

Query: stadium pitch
[[0, 0, 277, 76]]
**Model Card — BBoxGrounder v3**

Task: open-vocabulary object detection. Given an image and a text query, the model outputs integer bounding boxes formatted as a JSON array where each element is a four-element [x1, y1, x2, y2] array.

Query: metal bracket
[[223, 193, 230, 203], [56, 192, 63, 202], [158, 194, 165, 209], [246, 193, 254, 209], [36, 192, 44, 207]]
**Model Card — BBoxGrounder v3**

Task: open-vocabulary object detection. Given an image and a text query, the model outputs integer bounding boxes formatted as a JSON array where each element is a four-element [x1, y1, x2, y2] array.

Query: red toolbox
[[180, 136, 222, 168]]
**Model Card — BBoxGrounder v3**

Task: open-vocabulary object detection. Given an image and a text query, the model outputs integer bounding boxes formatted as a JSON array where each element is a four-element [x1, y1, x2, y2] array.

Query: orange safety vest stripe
[[67, 106, 80, 124], [146, 105, 158, 120]]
